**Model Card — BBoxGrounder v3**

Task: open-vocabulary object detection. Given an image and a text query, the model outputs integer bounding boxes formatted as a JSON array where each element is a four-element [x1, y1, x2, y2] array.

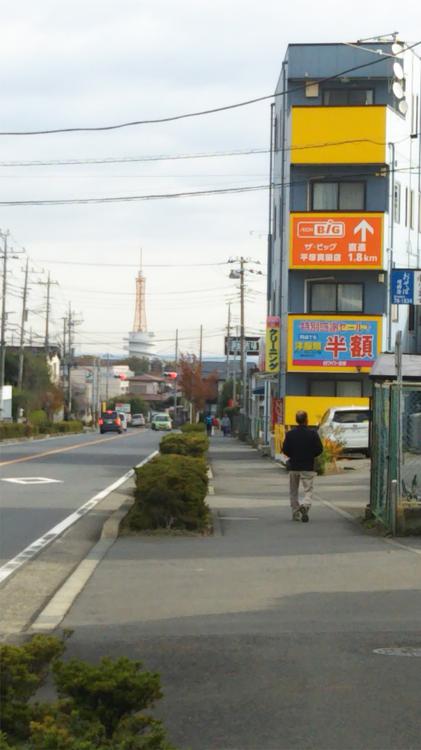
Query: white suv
[[318, 406, 370, 455]]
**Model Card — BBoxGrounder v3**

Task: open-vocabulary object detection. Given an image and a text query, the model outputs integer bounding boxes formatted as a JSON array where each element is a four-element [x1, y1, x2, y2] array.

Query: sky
[[1, 0, 420, 359]]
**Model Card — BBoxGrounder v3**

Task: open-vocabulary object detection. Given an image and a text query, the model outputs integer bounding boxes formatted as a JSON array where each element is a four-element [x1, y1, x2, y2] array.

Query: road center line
[[0, 430, 140, 468], [0, 450, 158, 586]]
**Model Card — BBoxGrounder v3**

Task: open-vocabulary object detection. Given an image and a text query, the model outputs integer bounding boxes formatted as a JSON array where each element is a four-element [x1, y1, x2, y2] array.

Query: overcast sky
[[1, 0, 420, 358]]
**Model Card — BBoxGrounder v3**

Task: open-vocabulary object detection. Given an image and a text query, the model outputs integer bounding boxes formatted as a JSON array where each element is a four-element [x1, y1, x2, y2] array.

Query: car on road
[[151, 412, 172, 431], [99, 410, 123, 434], [130, 413, 145, 427], [318, 405, 371, 455]]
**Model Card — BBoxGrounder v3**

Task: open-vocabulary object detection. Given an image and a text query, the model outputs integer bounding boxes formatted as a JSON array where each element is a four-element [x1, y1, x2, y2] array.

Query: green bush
[[180, 422, 205, 433], [159, 432, 209, 457], [29, 409, 49, 426], [130, 454, 209, 531], [0, 420, 84, 441], [0, 422, 34, 440], [0, 635, 176, 749]]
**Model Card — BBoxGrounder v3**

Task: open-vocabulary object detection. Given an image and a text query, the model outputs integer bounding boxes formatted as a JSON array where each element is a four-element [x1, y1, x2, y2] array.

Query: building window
[[391, 304, 399, 323], [394, 183, 401, 224], [311, 181, 365, 211], [273, 204, 277, 239], [419, 193, 421, 234], [405, 187, 409, 227], [322, 89, 374, 106], [309, 380, 363, 397], [408, 304, 415, 332], [410, 190, 415, 230], [309, 282, 364, 313]]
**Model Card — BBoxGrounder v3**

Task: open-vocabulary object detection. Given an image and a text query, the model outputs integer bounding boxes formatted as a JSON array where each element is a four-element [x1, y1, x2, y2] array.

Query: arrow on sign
[[353, 220, 374, 242]]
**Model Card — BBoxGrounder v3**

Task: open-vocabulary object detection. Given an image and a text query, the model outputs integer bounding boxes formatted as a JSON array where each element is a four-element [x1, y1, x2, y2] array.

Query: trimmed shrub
[[180, 422, 205, 433], [0, 423, 34, 440], [130, 454, 209, 531], [160, 432, 208, 457], [28, 409, 49, 426], [0, 420, 83, 441], [0, 635, 176, 749]]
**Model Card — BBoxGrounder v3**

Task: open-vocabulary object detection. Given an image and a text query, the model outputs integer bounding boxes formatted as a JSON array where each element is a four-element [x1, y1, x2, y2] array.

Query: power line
[[0, 148, 269, 168], [0, 40, 419, 136], [0, 165, 416, 207]]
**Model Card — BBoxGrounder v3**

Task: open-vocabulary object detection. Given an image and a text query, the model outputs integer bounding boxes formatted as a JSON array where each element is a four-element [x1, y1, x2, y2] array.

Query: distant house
[[127, 373, 169, 404]]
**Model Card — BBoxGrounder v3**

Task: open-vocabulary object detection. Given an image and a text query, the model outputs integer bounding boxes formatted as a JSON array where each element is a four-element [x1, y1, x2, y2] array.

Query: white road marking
[[374, 647, 421, 657], [30, 451, 159, 632], [0, 450, 158, 586], [2, 477, 63, 485]]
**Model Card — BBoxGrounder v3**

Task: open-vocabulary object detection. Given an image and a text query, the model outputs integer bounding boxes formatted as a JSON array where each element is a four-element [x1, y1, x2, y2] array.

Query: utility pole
[[174, 328, 178, 425], [17, 257, 29, 390], [0, 231, 10, 419], [67, 307, 73, 415], [199, 325, 203, 369], [239, 257, 246, 413], [105, 352, 110, 403], [38, 272, 58, 355], [226, 302, 231, 382]]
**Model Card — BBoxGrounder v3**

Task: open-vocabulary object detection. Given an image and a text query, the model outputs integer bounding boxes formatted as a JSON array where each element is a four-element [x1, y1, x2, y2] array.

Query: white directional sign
[[2, 477, 63, 485]]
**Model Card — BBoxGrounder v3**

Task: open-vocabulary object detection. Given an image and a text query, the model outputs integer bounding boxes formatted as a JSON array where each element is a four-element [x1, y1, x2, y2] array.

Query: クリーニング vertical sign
[[265, 316, 281, 373]]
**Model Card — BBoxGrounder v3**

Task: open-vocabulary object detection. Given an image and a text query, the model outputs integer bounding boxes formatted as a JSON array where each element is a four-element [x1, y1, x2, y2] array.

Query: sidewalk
[[58, 437, 421, 750]]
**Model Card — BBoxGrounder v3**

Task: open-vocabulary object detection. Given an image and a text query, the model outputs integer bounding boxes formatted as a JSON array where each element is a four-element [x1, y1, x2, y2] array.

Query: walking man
[[282, 410, 323, 523]]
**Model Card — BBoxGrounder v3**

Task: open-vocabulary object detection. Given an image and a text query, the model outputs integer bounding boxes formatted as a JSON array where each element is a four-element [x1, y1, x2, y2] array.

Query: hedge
[[159, 432, 209, 457], [0, 634, 176, 749], [180, 422, 205, 433], [127, 453, 209, 531], [0, 420, 84, 441]]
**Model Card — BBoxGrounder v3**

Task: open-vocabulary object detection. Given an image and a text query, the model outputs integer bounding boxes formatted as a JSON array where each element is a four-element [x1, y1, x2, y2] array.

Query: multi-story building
[[268, 38, 421, 428]]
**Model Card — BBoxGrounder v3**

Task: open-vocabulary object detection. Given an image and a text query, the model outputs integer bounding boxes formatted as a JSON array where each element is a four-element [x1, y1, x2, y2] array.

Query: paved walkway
[[61, 438, 421, 750]]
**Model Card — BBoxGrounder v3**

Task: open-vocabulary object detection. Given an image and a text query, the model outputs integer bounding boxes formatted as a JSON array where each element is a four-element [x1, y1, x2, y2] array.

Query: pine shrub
[[131, 454, 209, 531], [159, 432, 208, 457], [180, 422, 205, 433]]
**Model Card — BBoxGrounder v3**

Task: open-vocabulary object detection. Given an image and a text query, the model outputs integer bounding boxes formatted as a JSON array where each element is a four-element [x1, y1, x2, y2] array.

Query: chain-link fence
[[371, 382, 421, 533]]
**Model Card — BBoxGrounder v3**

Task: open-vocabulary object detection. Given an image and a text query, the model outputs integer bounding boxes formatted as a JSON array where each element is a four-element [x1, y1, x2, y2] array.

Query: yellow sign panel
[[284, 396, 369, 427], [287, 315, 383, 373], [265, 316, 280, 373], [291, 105, 386, 164]]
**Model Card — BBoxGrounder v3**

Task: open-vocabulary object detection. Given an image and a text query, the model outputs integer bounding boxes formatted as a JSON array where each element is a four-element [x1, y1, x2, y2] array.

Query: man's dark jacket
[[282, 425, 323, 471]]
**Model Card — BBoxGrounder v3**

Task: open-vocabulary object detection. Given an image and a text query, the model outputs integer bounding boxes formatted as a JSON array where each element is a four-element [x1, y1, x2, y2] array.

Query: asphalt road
[[0, 428, 161, 564]]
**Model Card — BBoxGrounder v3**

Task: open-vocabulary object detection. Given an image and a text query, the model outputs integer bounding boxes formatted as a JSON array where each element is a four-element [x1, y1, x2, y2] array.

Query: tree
[[6, 351, 63, 419], [178, 354, 218, 420], [125, 356, 150, 375], [108, 395, 148, 415]]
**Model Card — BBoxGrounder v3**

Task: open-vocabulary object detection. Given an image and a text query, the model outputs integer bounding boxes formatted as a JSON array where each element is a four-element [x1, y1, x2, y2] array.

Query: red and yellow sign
[[290, 212, 383, 269]]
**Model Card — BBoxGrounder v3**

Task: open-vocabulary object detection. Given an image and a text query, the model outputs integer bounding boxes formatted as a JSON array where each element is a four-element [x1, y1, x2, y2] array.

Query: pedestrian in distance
[[205, 413, 213, 437], [221, 414, 231, 437], [282, 410, 323, 523]]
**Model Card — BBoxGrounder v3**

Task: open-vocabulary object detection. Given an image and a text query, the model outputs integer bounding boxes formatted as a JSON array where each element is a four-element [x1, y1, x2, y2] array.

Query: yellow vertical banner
[[265, 316, 280, 374]]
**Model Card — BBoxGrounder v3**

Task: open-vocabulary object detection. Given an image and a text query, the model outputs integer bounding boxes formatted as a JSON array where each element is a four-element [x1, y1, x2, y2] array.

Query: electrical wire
[[0, 148, 269, 168], [0, 40, 419, 136], [0, 165, 416, 207]]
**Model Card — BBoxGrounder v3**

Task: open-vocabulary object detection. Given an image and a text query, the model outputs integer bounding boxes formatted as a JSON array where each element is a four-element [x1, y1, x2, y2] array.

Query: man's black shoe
[[299, 505, 309, 522]]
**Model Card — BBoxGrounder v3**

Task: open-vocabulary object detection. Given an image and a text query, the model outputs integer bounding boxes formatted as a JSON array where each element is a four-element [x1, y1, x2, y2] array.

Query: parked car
[[151, 413, 172, 431], [118, 412, 128, 431], [99, 410, 123, 434], [318, 405, 371, 455], [131, 413, 145, 427]]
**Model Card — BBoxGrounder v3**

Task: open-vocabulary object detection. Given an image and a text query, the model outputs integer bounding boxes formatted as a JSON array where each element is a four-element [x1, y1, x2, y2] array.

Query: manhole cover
[[373, 647, 421, 657]]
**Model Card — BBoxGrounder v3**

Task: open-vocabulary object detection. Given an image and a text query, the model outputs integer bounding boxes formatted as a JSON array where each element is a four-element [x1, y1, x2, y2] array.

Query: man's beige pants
[[289, 470, 316, 510]]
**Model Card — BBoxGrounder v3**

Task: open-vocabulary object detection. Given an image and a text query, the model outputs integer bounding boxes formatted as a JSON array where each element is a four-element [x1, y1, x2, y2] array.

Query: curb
[[28, 454, 158, 633]]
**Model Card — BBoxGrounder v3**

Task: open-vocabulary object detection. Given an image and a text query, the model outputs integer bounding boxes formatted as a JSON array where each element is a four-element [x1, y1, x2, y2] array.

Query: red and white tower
[[127, 253, 154, 357]]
